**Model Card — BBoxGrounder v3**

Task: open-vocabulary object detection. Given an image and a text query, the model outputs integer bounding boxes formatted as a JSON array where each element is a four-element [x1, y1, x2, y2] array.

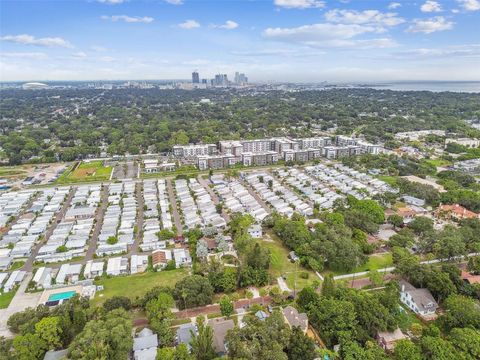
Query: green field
[[377, 175, 398, 187], [422, 158, 452, 168], [262, 233, 318, 290], [57, 161, 112, 184], [0, 166, 29, 179], [92, 268, 189, 306], [0, 289, 17, 309], [328, 253, 393, 276]]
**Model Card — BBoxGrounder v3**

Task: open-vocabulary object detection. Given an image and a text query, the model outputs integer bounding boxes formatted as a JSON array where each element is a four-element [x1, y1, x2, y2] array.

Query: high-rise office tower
[[192, 71, 200, 84]]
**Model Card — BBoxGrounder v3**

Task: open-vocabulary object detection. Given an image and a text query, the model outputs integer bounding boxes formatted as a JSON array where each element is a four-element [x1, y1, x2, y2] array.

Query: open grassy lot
[[262, 233, 318, 290], [422, 158, 452, 168], [328, 252, 393, 276], [57, 161, 112, 184], [0, 289, 17, 309], [0, 165, 29, 179], [92, 268, 189, 306], [377, 175, 398, 187]]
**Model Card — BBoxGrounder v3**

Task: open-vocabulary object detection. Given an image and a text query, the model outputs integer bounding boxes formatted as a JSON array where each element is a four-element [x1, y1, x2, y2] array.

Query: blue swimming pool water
[[48, 291, 77, 302]]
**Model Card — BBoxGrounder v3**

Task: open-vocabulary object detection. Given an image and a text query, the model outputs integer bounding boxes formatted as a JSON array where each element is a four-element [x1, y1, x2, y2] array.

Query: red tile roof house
[[461, 270, 480, 285], [435, 204, 480, 221]]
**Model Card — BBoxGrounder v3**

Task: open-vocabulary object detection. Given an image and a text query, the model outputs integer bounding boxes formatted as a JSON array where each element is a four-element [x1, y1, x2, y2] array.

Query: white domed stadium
[[22, 82, 49, 90]]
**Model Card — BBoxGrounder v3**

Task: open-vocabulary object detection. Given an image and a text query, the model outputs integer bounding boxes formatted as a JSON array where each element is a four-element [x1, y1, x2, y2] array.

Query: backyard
[[327, 252, 394, 276], [262, 233, 318, 290], [92, 268, 189, 306]]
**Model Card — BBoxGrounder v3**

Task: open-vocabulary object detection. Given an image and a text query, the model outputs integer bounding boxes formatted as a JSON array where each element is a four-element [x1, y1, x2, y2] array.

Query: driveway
[[0, 274, 42, 338]]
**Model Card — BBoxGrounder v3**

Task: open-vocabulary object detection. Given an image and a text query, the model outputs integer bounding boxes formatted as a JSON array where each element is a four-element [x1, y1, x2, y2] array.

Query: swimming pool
[[48, 291, 77, 302]]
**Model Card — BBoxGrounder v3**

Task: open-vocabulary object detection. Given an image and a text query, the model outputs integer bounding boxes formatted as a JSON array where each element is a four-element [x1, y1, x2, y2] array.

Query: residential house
[[435, 204, 480, 221], [131, 255, 149, 274], [247, 224, 263, 238], [33, 267, 52, 289], [282, 306, 308, 334], [176, 323, 197, 350], [376, 328, 407, 352], [399, 280, 438, 319], [208, 318, 235, 355], [152, 249, 173, 269], [106, 257, 129, 276], [84, 260, 104, 279], [133, 328, 158, 360]]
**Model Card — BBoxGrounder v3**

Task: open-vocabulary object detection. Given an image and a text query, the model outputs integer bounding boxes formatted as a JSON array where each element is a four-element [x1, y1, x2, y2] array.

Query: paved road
[[166, 179, 183, 236], [240, 179, 271, 213], [22, 187, 76, 272], [0, 273, 41, 338], [129, 181, 144, 255], [85, 184, 109, 261], [197, 175, 230, 222]]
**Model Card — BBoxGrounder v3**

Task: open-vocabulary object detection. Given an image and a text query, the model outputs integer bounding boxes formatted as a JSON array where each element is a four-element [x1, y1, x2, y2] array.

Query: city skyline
[[1, 0, 480, 82]]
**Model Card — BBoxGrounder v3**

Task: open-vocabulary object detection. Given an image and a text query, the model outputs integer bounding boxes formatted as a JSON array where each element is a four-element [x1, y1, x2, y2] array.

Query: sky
[[1, 0, 480, 82]]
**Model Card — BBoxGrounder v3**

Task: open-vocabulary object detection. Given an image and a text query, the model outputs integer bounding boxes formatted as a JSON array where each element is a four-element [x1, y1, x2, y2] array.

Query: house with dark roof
[[399, 280, 438, 319], [208, 318, 235, 355], [133, 328, 158, 360], [176, 323, 197, 350], [282, 305, 308, 334]]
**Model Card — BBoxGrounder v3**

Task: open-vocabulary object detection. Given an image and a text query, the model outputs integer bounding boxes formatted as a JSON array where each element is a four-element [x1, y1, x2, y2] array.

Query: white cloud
[[0, 34, 72, 48], [165, 0, 183, 4], [457, 0, 480, 11], [91, 45, 107, 52], [421, 1, 443, 12], [274, 0, 325, 9], [97, 0, 126, 4], [407, 16, 454, 34], [99, 56, 115, 62], [387, 2, 401, 9], [101, 15, 154, 23], [72, 51, 87, 59], [178, 20, 200, 29], [215, 20, 239, 30], [325, 9, 405, 27], [264, 23, 397, 48], [1, 52, 48, 59], [393, 44, 480, 59]]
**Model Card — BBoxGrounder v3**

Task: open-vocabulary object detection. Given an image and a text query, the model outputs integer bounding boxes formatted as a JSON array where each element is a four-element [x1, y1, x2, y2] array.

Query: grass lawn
[[57, 161, 112, 184], [92, 268, 189, 306], [262, 233, 318, 290], [0, 289, 17, 309], [0, 165, 29, 179], [328, 253, 393, 276], [377, 175, 398, 187], [422, 158, 452, 168], [10, 260, 25, 271]]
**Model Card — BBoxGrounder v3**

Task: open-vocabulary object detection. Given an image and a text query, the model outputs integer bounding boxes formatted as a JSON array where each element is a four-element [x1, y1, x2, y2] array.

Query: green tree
[[440, 294, 480, 331], [103, 296, 132, 312], [285, 326, 316, 360], [34, 316, 62, 350], [449, 327, 480, 359], [189, 317, 215, 360], [219, 296, 234, 318], [394, 339, 422, 360], [12, 333, 47, 360], [174, 275, 214, 309], [68, 309, 133, 360], [388, 214, 404, 229], [321, 274, 335, 298]]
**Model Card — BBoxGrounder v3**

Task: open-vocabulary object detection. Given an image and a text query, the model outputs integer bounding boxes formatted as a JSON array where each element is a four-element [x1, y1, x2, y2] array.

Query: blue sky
[[1, 0, 479, 82]]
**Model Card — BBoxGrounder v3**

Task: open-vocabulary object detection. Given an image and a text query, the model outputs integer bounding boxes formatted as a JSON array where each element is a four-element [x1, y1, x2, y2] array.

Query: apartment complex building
[[173, 136, 380, 170]]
